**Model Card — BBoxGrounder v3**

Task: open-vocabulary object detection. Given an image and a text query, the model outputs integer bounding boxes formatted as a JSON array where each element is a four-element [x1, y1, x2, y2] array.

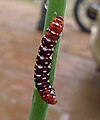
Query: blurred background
[[0, 0, 100, 120]]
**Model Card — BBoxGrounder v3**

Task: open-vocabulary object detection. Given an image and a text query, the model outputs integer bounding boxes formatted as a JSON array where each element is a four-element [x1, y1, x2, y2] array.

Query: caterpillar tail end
[[39, 90, 57, 105]]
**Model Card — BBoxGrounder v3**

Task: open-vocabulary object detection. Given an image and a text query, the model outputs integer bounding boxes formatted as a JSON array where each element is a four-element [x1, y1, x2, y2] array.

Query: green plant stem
[[29, 0, 67, 120]]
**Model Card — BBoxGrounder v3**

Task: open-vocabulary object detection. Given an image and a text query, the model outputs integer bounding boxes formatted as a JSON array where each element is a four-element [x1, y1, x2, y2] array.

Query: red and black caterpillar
[[34, 16, 64, 105]]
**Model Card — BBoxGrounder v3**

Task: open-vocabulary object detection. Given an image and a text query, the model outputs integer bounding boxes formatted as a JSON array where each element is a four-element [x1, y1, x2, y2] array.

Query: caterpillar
[[34, 16, 64, 105]]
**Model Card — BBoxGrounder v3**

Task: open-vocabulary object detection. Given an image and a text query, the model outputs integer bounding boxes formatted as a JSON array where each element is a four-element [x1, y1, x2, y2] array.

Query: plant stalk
[[29, 0, 67, 120]]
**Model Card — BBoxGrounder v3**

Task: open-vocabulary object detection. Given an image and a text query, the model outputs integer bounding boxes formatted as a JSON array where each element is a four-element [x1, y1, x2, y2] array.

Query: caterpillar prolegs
[[34, 16, 64, 105]]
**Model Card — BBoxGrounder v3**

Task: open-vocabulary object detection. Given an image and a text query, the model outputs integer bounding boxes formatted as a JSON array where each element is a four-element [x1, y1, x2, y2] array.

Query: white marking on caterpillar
[[35, 64, 43, 69], [48, 28, 59, 36], [49, 85, 52, 88], [34, 73, 41, 77], [49, 55, 52, 60], [47, 80, 50, 83], [50, 44, 54, 47], [44, 36, 52, 42], [42, 77, 47, 80], [43, 70, 47, 73], [47, 53, 50, 56], [53, 96, 56, 98], [38, 65, 43, 69], [43, 95, 45, 98], [40, 44, 51, 51], [38, 55, 44, 60], [36, 74, 41, 77], [37, 83, 42, 85], [45, 62, 48, 64], [39, 89, 43, 92], [52, 22, 62, 28], [51, 30, 58, 36], [50, 90, 54, 94], [48, 65, 51, 69], [47, 94, 49, 96], [58, 18, 62, 22], [44, 87, 48, 90]]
